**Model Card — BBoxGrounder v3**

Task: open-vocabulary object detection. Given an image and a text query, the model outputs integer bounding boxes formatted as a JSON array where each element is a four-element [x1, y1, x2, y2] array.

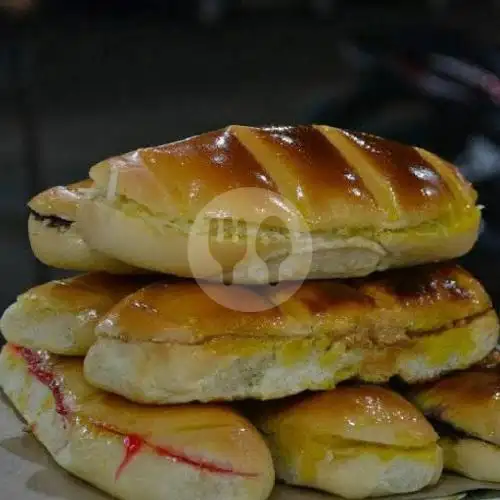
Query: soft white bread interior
[[83, 264, 499, 404], [0, 273, 153, 355], [28, 180, 138, 273], [77, 125, 480, 282], [252, 385, 443, 498], [439, 436, 500, 483], [410, 369, 500, 482], [0, 344, 275, 500]]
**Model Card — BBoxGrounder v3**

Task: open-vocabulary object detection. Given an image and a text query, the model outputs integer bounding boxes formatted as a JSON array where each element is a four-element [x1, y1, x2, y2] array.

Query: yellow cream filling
[[410, 319, 480, 367], [269, 432, 439, 483], [206, 314, 481, 372], [202, 315, 484, 399], [206, 335, 354, 373], [100, 193, 480, 243]]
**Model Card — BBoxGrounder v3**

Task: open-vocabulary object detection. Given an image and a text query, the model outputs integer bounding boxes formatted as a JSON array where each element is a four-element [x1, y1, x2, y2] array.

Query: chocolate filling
[[429, 418, 470, 441], [30, 209, 73, 230], [430, 417, 499, 448]]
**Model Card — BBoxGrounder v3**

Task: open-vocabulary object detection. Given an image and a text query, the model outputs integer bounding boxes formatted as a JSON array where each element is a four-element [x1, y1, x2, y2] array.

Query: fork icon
[[208, 218, 248, 285]]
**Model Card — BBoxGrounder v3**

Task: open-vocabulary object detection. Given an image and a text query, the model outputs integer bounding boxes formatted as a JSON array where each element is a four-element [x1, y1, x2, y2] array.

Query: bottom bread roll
[[439, 436, 500, 483], [410, 369, 500, 483], [0, 344, 274, 500], [251, 386, 443, 499]]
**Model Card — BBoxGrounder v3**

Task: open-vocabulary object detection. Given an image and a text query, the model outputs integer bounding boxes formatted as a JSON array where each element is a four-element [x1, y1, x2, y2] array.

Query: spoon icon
[[255, 216, 293, 285]]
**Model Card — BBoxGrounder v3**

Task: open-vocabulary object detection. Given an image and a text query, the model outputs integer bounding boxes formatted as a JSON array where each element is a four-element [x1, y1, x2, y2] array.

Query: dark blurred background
[[2, 0, 500, 312]]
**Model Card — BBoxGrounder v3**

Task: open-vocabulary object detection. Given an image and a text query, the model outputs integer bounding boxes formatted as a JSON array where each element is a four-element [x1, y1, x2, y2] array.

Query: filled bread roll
[[77, 125, 480, 283], [83, 264, 498, 404], [410, 369, 500, 483], [0, 344, 274, 500], [252, 385, 442, 498], [28, 180, 137, 273], [0, 273, 153, 355]]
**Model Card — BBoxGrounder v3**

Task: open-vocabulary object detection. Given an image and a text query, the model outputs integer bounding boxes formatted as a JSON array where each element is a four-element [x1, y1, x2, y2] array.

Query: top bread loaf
[[65, 125, 480, 282]]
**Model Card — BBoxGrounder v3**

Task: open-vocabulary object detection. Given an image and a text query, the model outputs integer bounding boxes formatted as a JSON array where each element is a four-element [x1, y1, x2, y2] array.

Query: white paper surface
[[1, 392, 499, 500]]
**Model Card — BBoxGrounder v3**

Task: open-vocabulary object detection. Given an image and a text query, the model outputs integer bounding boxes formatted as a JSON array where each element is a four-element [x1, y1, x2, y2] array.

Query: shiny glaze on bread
[[97, 264, 492, 346], [89, 125, 477, 231]]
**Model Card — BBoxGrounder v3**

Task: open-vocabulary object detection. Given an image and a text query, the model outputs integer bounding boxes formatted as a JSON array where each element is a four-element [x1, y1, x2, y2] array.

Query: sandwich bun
[[84, 264, 498, 404], [253, 385, 443, 498], [439, 436, 500, 483], [0, 273, 154, 355], [77, 125, 480, 282], [28, 180, 137, 273], [0, 344, 275, 500], [410, 369, 500, 482]]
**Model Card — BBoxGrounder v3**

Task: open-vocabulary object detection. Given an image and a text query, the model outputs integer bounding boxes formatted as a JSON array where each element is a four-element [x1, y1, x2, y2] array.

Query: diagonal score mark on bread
[[317, 127, 473, 224], [84, 264, 499, 404], [315, 126, 401, 223], [0, 344, 275, 500], [77, 125, 481, 281], [416, 148, 477, 209]]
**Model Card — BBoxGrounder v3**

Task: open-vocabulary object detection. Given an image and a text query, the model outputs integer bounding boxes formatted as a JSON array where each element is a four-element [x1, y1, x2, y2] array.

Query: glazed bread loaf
[[83, 264, 499, 404], [0, 344, 274, 500], [0, 273, 153, 355], [28, 180, 137, 273], [252, 386, 442, 498], [410, 369, 500, 482], [77, 125, 480, 283]]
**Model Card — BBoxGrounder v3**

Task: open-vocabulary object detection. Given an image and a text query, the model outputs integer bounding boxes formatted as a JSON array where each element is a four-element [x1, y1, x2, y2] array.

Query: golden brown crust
[[0, 273, 155, 354], [410, 370, 500, 445], [36, 273, 149, 306], [85, 306, 498, 404], [255, 386, 438, 448], [251, 386, 443, 498], [81, 126, 480, 280], [28, 179, 94, 220], [97, 282, 283, 344], [85, 263, 498, 403], [97, 264, 492, 345], [88, 125, 477, 231], [20, 273, 153, 313], [2, 344, 270, 476]]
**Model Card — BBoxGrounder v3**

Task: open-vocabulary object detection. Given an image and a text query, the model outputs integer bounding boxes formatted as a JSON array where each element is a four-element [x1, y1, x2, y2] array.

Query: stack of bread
[[1, 125, 499, 500]]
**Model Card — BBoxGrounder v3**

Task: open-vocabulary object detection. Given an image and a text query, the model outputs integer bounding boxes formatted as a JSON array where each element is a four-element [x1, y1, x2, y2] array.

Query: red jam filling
[[11, 345, 69, 418], [117, 433, 254, 479], [106, 428, 256, 480], [10, 346, 256, 480], [115, 434, 144, 480]]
